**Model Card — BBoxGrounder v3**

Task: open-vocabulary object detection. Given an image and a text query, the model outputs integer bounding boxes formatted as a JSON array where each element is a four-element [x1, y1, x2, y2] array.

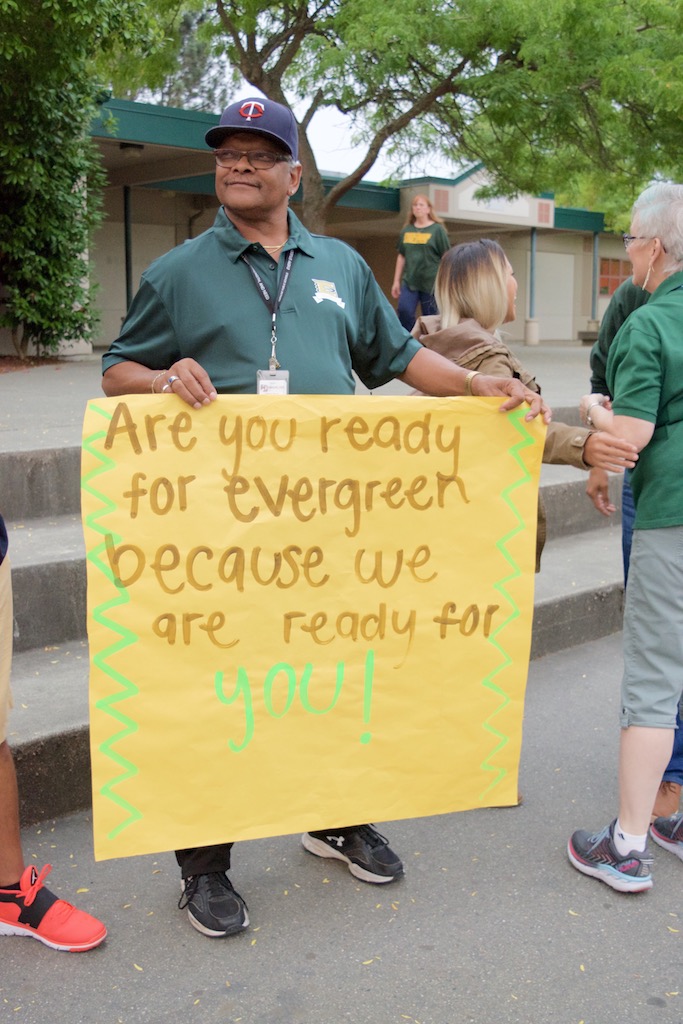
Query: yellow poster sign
[[81, 395, 545, 861]]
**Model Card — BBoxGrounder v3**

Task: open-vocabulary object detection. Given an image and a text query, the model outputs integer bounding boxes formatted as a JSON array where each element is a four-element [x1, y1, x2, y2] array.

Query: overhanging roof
[[92, 97, 218, 149]]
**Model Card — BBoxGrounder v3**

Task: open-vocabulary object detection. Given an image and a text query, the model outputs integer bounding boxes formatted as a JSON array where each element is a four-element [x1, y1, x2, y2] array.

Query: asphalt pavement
[[1, 633, 681, 1024]]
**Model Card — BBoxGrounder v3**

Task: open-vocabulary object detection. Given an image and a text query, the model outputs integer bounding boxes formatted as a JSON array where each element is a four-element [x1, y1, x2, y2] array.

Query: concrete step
[[4, 436, 627, 828], [532, 525, 623, 659], [6, 523, 624, 826], [548, 404, 583, 428], [0, 407, 605, 518], [540, 462, 622, 540], [8, 513, 85, 653], [8, 641, 91, 826], [1, 446, 81, 519], [6, 483, 624, 656]]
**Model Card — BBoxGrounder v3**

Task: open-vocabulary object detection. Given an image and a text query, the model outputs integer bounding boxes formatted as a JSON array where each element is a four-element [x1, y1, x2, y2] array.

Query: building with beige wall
[[1, 98, 632, 356]]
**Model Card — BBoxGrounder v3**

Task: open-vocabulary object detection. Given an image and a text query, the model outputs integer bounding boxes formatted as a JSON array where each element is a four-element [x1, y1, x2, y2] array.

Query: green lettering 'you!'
[[214, 651, 375, 752]]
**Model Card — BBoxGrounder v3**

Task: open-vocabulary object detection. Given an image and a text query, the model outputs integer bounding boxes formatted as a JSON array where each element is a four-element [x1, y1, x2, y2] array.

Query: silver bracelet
[[585, 400, 604, 428]]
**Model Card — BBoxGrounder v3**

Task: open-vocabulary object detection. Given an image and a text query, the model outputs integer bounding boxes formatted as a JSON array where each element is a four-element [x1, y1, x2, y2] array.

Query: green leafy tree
[[118, 10, 234, 113], [0, 0, 157, 356], [104, 0, 683, 233]]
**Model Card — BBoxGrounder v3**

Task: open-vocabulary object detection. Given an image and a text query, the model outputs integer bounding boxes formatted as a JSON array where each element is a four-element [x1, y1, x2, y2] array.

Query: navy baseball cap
[[205, 97, 299, 160]]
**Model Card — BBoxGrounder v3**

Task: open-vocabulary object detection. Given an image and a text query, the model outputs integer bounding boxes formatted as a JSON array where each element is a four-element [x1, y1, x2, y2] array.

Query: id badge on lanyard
[[241, 248, 295, 395], [256, 367, 289, 394]]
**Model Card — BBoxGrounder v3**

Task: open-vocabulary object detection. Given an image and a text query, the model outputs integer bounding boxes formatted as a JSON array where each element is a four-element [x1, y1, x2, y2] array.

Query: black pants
[[176, 844, 233, 878], [175, 824, 362, 878]]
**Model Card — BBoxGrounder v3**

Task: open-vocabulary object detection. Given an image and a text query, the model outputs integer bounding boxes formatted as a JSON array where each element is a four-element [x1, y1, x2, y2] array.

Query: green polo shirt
[[607, 271, 683, 529], [590, 278, 649, 395], [103, 208, 421, 395]]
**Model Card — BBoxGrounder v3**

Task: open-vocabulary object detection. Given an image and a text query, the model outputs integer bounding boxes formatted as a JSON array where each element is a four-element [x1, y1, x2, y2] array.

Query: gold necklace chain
[[262, 241, 286, 252]]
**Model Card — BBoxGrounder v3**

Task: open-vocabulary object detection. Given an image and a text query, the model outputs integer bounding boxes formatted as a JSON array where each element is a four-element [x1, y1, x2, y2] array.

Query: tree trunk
[[297, 130, 329, 234], [11, 324, 28, 359]]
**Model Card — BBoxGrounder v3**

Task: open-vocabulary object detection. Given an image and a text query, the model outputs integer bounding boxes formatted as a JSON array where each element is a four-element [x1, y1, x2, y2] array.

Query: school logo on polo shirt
[[311, 279, 346, 308]]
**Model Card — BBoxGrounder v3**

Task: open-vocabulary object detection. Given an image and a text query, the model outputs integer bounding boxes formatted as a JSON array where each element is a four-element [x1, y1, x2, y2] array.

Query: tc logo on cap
[[239, 101, 265, 122]]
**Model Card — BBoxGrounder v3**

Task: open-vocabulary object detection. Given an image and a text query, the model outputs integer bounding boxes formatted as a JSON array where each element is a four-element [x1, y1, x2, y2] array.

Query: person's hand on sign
[[470, 373, 552, 423], [104, 357, 218, 410], [400, 347, 552, 423], [159, 359, 218, 408]]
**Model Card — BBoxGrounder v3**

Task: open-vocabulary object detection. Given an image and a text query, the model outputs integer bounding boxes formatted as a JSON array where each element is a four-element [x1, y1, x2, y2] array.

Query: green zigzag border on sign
[[82, 403, 143, 839], [478, 407, 537, 799]]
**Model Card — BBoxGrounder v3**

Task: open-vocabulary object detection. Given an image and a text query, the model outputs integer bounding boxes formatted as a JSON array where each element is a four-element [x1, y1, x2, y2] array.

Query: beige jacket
[[412, 316, 594, 569]]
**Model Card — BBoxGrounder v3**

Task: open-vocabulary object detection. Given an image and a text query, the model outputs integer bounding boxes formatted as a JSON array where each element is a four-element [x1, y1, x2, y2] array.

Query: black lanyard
[[240, 248, 296, 369]]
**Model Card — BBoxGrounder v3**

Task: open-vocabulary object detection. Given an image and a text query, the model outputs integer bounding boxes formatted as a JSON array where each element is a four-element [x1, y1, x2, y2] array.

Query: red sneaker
[[0, 865, 106, 952]]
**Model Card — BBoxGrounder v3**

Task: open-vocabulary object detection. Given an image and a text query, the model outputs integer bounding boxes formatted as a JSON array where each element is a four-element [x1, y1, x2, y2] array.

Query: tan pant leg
[[0, 557, 14, 743]]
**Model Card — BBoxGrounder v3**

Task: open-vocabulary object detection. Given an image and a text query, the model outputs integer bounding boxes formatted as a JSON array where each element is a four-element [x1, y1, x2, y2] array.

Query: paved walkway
[[0, 341, 593, 453]]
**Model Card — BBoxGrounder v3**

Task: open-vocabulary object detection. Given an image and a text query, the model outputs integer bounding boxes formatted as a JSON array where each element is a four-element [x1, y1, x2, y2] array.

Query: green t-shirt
[[104, 208, 421, 395], [607, 271, 683, 529], [397, 222, 450, 293]]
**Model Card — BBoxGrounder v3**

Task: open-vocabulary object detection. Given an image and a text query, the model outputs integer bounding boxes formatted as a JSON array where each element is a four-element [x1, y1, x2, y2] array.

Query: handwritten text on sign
[[81, 395, 544, 860]]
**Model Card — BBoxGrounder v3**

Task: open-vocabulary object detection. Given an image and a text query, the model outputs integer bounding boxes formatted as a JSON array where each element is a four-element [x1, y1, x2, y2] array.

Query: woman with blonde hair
[[391, 194, 450, 330], [412, 238, 638, 568]]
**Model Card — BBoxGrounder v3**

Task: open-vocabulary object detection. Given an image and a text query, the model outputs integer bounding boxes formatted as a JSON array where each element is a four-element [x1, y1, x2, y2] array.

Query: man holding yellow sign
[[101, 96, 551, 940]]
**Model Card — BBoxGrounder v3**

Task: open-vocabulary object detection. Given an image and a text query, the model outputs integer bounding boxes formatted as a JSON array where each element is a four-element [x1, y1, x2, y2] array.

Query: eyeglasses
[[214, 148, 291, 170], [622, 233, 648, 249]]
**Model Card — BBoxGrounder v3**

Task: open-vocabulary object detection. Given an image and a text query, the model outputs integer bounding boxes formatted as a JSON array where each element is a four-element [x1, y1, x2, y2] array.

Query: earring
[[643, 262, 653, 291]]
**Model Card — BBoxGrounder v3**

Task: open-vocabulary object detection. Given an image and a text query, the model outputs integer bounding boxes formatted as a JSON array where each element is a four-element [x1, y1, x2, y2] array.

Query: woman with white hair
[[569, 182, 683, 892]]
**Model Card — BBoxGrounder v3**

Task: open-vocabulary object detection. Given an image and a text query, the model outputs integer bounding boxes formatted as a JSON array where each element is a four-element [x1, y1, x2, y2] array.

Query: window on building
[[599, 258, 631, 296]]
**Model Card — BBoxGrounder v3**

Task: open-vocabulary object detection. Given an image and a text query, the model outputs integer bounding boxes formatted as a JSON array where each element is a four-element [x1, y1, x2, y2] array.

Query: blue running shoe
[[568, 820, 653, 892], [650, 812, 683, 862]]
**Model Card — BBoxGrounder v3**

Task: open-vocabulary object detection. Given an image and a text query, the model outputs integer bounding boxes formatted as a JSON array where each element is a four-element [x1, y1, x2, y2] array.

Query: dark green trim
[[438, 163, 485, 187], [92, 98, 218, 150], [554, 206, 605, 232], [144, 175, 216, 196], [392, 165, 484, 188], [335, 182, 399, 211]]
